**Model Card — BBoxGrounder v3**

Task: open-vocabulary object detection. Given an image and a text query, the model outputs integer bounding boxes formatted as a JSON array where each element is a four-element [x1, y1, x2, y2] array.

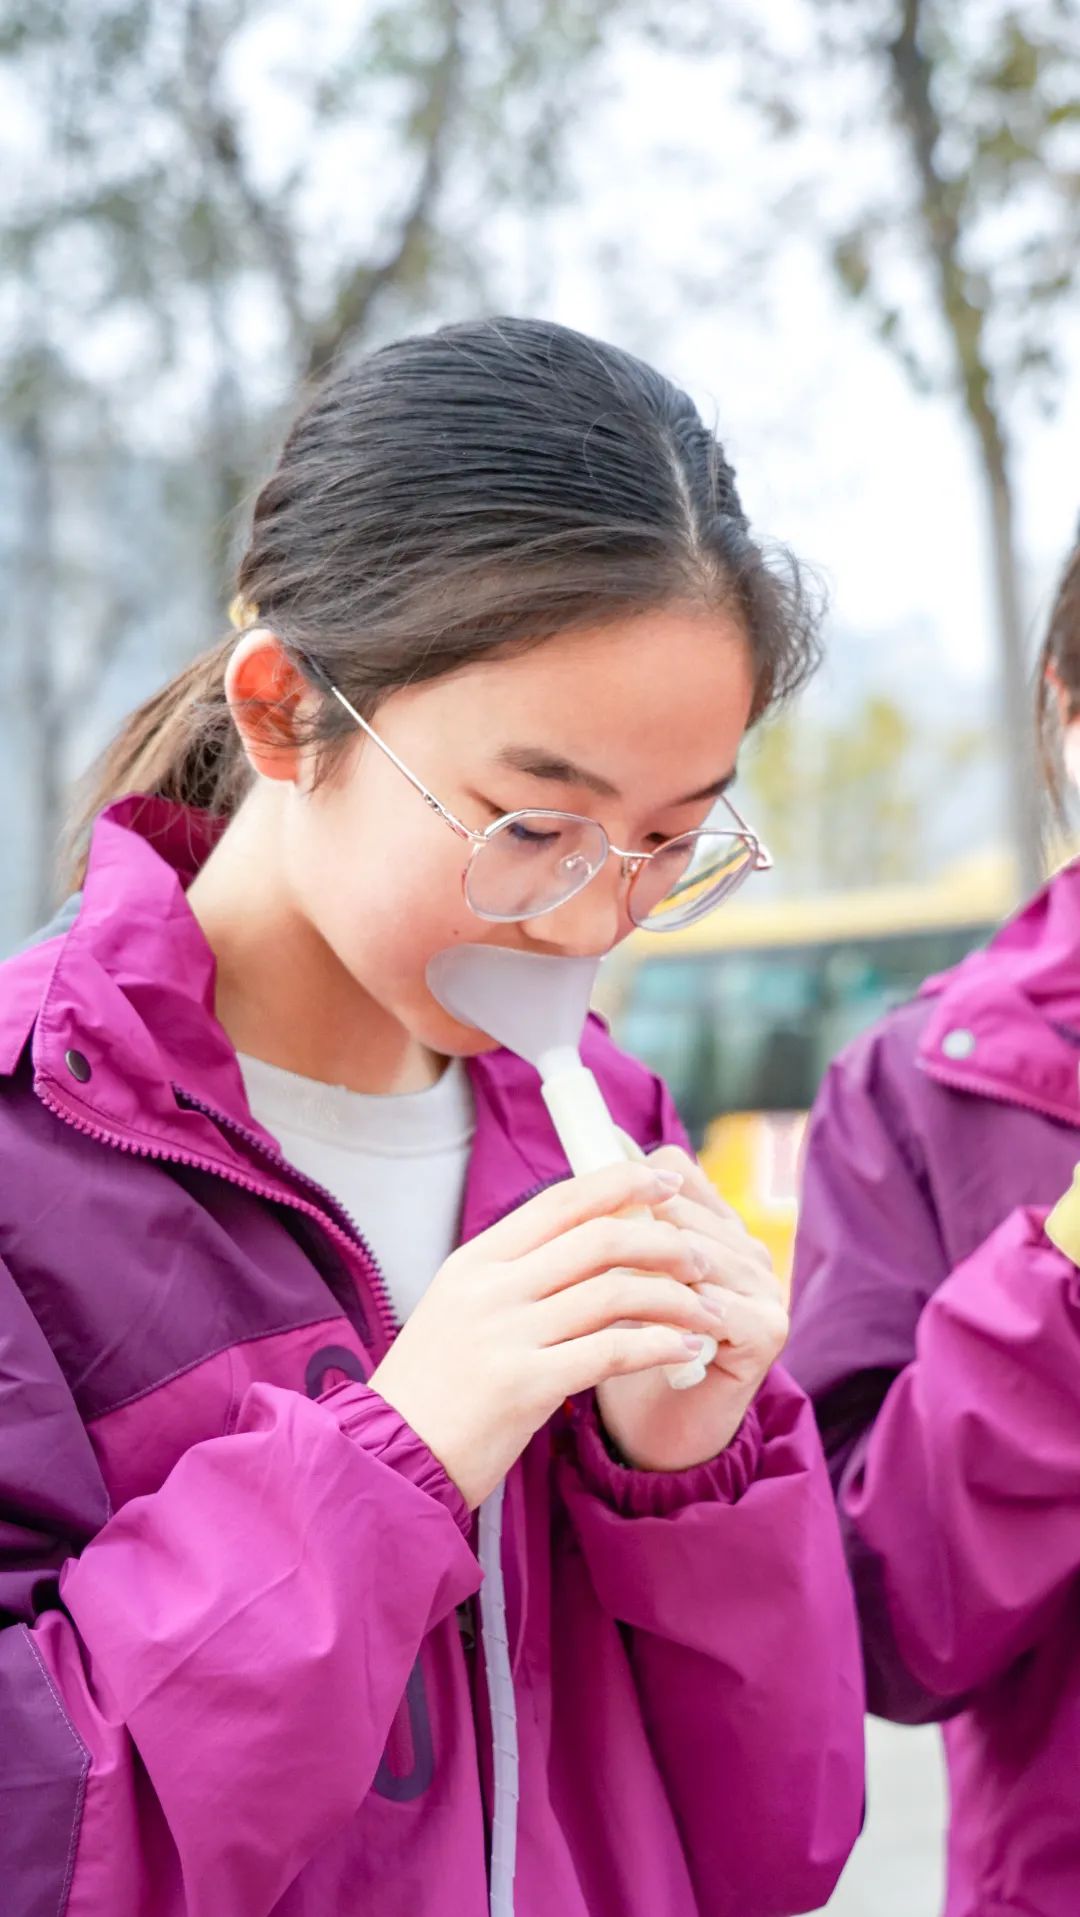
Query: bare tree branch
[[180, 0, 308, 359], [304, 2, 465, 381]]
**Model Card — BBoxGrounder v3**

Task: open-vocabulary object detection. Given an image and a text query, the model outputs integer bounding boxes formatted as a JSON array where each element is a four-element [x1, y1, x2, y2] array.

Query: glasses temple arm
[[723, 792, 773, 871], [296, 652, 475, 842]]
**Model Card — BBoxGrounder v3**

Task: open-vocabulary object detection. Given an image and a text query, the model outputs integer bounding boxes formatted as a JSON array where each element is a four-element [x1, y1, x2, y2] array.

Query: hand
[[369, 1161, 724, 1508], [596, 1146, 789, 1474]]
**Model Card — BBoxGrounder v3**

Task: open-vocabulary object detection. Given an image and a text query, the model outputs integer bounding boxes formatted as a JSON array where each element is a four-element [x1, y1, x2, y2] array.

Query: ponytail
[[63, 637, 240, 889]]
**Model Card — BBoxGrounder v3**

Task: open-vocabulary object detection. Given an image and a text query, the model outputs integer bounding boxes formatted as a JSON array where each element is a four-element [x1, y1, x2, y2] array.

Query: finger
[[697, 1284, 790, 1361], [651, 1195, 782, 1298], [652, 1191, 740, 1239], [512, 1213, 716, 1298], [475, 1161, 685, 1263], [546, 1322, 710, 1398], [647, 1144, 739, 1220], [535, 1269, 728, 1346]]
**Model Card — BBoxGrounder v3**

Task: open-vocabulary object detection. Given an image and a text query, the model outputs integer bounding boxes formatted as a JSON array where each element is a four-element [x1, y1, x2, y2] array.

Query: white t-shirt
[[237, 1052, 475, 1325]]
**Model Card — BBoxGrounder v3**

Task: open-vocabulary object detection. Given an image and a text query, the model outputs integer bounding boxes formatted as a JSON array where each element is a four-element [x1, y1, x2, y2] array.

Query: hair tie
[[228, 594, 259, 630]]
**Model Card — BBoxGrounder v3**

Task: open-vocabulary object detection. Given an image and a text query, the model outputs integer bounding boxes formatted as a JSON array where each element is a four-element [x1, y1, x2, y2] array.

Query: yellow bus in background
[[598, 853, 1017, 1281]]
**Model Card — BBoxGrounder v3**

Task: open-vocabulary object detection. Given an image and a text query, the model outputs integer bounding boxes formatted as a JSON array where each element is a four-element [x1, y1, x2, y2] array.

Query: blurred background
[[2, 1, 1078, 1908]]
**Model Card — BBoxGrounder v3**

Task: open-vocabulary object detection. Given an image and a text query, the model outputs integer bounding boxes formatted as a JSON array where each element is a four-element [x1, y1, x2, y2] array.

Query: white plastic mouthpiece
[[427, 945, 717, 1391]]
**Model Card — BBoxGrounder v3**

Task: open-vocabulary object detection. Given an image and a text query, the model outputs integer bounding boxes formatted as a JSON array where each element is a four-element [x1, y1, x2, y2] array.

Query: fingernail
[[650, 1170, 684, 1194], [681, 1333, 707, 1353], [690, 1245, 717, 1280], [698, 1283, 728, 1320]]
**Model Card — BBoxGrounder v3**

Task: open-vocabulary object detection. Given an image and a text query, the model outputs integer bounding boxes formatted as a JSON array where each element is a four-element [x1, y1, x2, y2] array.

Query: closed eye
[[476, 796, 561, 837], [504, 819, 562, 848]]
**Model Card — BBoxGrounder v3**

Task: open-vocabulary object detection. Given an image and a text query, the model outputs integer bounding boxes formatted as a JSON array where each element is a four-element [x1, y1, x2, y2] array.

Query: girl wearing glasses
[[788, 531, 1080, 1916], [0, 318, 862, 1917]]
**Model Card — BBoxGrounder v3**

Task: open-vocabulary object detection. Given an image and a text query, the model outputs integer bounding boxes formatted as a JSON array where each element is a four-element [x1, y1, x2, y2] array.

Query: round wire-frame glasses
[[303, 660, 773, 932]]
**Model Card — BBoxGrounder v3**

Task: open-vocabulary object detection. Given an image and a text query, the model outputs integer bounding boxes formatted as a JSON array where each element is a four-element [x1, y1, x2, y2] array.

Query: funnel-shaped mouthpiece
[[427, 944, 599, 1076]]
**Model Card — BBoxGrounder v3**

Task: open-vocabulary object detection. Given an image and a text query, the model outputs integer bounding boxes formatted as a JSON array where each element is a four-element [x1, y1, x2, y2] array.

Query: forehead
[[408, 605, 755, 771]]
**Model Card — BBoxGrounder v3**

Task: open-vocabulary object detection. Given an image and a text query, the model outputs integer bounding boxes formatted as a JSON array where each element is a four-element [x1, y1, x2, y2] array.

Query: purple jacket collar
[[0, 797, 594, 1239], [918, 858, 1080, 1127]]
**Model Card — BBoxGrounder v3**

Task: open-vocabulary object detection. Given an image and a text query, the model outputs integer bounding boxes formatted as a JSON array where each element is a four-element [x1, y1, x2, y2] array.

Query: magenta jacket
[[789, 861, 1080, 1916], [0, 797, 862, 1917]]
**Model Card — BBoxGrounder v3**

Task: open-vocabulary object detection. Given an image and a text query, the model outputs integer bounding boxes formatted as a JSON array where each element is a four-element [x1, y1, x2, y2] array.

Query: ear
[[225, 630, 313, 784], [1045, 661, 1072, 733]]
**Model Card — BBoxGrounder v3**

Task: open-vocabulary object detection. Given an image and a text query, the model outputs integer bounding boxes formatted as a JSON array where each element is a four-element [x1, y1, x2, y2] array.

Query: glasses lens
[[465, 813, 608, 922], [630, 832, 757, 931]]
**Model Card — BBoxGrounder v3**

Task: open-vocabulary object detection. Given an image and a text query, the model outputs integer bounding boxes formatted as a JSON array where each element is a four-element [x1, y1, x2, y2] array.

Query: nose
[[518, 866, 630, 958]]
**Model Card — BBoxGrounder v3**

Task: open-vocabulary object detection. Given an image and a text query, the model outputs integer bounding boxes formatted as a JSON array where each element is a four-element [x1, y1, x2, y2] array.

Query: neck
[[187, 794, 444, 1096]]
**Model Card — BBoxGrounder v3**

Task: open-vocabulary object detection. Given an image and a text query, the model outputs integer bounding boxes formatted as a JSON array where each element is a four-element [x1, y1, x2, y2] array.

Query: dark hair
[[1036, 524, 1080, 818], [67, 316, 822, 881]]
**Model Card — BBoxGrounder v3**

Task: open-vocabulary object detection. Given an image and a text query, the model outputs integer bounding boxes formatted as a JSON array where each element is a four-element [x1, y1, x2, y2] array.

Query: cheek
[[285, 783, 477, 976], [314, 828, 501, 1055], [278, 768, 526, 1055]]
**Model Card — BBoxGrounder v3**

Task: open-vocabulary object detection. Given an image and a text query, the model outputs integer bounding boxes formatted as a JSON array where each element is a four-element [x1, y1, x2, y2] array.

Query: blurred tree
[[0, 0, 621, 923], [730, 0, 1080, 896], [839, 0, 1078, 897], [747, 692, 991, 890]]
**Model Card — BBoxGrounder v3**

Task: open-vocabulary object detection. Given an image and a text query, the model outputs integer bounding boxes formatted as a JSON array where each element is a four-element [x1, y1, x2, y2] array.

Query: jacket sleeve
[[842, 1202, 1080, 1707], [0, 1254, 480, 1917], [557, 1372, 865, 1917], [790, 1043, 1080, 1724], [554, 1074, 865, 1917], [786, 1041, 961, 1722]]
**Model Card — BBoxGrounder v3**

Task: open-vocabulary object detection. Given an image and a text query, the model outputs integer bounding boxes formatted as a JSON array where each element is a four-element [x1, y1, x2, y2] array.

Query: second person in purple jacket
[[788, 529, 1080, 1917]]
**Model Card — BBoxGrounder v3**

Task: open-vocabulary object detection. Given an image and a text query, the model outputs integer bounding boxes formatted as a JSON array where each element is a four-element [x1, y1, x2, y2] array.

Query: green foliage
[[837, 2, 1076, 415], [746, 693, 993, 890]]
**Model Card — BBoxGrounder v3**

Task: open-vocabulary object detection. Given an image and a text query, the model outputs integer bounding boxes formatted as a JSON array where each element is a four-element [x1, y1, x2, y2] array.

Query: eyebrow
[[494, 745, 737, 808]]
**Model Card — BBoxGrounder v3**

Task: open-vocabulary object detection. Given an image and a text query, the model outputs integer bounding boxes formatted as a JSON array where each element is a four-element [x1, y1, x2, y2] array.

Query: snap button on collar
[[941, 1028, 976, 1062], [65, 1049, 92, 1083]]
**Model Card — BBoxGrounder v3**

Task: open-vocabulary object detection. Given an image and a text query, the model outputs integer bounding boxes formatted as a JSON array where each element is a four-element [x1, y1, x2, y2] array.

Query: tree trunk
[[888, 0, 1044, 901], [205, 275, 249, 598], [979, 433, 1044, 898], [17, 414, 65, 930]]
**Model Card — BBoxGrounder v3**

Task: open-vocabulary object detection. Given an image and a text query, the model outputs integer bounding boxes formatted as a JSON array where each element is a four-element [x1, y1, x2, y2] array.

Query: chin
[[408, 996, 504, 1060]]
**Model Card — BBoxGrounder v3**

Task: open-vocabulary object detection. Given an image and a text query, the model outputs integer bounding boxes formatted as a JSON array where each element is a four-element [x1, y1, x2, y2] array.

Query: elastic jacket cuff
[[568, 1392, 764, 1517], [321, 1380, 472, 1538]]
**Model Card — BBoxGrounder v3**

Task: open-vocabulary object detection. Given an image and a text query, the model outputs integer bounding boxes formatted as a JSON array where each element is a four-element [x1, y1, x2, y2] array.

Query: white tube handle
[[613, 1131, 717, 1391], [539, 1068, 716, 1390]]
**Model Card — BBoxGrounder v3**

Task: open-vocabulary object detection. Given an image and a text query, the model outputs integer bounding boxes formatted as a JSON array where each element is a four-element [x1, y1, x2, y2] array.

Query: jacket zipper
[[35, 1075, 399, 1356], [35, 1084, 568, 1357], [465, 1179, 555, 1243]]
